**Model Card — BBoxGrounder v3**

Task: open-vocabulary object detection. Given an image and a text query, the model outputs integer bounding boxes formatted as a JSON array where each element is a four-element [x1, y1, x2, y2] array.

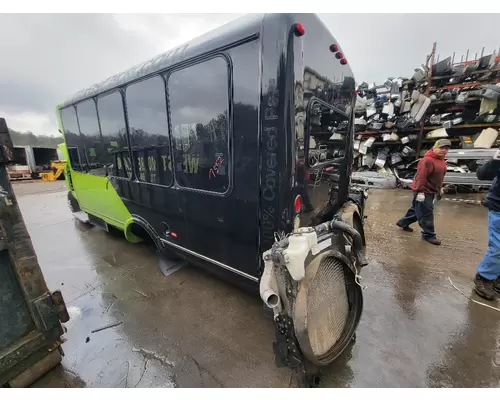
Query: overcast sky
[[0, 13, 498, 136]]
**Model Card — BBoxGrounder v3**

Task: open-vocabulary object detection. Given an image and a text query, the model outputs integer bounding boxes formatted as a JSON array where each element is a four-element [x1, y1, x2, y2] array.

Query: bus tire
[[67, 191, 81, 213]]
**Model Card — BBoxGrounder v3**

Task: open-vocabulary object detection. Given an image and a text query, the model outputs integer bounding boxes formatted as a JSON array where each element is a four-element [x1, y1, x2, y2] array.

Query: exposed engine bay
[[260, 212, 367, 386], [263, 89, 369, 386]]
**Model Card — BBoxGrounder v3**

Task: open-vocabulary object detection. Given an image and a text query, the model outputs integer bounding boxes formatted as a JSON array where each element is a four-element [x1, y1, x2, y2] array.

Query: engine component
[[293, 254, 361, 365], [260, 217, 366, 370]]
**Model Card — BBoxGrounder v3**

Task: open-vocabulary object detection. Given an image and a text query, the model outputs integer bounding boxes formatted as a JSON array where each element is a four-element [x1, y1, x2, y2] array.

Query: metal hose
[[314, 219, 368, 267]]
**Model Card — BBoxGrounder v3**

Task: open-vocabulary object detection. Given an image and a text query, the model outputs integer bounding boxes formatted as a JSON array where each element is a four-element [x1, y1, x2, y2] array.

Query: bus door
[[60, 105, 103, 217], [73, 99, 116, 222]]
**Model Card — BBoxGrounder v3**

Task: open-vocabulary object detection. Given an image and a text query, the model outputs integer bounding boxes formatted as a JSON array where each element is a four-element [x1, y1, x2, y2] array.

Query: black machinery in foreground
[[0, 117, 69, 388]]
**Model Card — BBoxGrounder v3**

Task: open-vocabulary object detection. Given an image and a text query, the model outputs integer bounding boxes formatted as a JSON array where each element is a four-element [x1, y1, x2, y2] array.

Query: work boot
[[396, 221, 413, 232], [423, 236, 441, 245], [493, 277, 500, 294], [475, 274, 495, 301]]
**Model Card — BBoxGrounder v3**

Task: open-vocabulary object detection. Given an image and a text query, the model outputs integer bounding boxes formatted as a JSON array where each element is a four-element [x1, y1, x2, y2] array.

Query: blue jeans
[[477, 210, 500, 280], [397, 192, 436, 239]]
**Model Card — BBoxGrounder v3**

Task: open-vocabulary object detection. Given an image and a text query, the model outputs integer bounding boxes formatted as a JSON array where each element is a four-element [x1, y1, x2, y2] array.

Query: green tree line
[[8, 129, 63, 148]]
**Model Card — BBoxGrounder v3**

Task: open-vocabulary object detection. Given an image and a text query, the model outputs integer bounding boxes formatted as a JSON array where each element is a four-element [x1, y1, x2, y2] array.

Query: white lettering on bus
[[262, 78, 280, 242]]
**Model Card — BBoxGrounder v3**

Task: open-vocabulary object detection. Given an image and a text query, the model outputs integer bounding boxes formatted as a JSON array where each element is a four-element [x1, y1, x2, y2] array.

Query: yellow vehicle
[[40, 160, 66, 182]]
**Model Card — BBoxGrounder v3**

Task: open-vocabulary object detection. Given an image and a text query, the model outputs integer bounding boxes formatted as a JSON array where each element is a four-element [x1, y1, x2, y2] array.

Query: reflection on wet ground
[[14, 182, 500, 387]]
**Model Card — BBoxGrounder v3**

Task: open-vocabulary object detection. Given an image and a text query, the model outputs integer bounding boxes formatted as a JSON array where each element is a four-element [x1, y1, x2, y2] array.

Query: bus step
[[158, 253, 187, 277], [73, 211, 89, 224], [88, 214, 109, 232]]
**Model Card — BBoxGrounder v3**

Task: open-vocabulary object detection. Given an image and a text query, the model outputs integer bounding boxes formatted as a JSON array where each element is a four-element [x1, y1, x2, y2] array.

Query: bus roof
[[58, 13, 266, 109]]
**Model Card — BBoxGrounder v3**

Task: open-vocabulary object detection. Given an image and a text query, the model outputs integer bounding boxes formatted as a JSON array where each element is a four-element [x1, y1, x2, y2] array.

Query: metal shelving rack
[[351, 43, 500, 171], [414, 44, 500, 157]]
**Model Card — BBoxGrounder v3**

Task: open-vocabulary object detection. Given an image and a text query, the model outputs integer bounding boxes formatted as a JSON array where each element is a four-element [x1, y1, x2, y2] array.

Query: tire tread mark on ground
[[134, 359, 149, 388], [188, 355, 225, 388]]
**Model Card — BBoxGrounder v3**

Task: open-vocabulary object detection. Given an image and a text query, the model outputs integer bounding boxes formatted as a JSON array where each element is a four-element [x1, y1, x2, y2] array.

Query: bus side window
[[167, 57, 230, 193], [76, 99, 106, 177], [61, 106, 87, 173], [97, 91, 131, 179], [125, 75, 173, 186]]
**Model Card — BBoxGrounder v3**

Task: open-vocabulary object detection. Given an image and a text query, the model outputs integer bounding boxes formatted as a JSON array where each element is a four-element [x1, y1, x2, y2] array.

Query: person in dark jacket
[[396, 139, 450, 245], [474, 149, 500, 301]]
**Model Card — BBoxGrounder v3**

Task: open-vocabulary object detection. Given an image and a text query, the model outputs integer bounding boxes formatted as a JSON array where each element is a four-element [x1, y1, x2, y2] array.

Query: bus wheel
[[67, 191, 81, 213]]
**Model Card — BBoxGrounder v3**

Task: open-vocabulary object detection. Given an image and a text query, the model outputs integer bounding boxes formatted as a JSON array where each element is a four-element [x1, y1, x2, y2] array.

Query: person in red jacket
[[396, 139, 450, 245]]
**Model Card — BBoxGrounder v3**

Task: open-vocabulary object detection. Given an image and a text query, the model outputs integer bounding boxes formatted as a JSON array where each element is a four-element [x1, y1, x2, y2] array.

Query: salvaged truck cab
[[57, 13, 368, 384]]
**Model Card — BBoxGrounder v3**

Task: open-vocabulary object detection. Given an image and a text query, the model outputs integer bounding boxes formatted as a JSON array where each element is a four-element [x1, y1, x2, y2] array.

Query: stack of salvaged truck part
[[350, 50, 500, 189]]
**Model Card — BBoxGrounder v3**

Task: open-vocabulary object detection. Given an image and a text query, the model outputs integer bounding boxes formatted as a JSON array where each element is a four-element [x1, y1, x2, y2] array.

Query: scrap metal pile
[[348, 48, 500, 189]]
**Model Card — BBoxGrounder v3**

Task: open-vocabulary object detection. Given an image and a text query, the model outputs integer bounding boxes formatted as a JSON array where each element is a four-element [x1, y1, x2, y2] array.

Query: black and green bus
[[57, 13, 368, 383]]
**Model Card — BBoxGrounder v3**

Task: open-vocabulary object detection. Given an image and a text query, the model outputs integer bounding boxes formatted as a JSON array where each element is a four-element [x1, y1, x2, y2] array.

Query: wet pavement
[[12, 181, 500, 388]]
